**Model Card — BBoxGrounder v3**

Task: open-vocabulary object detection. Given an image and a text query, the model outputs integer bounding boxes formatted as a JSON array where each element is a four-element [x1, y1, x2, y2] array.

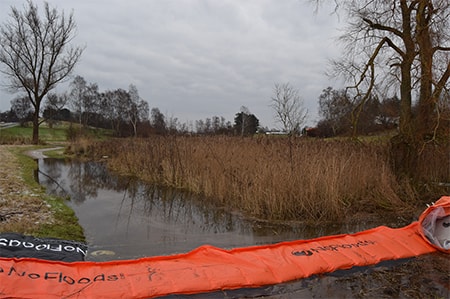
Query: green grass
[[0, 124, 67, 143], [0, 121, 113, 144], [10, 146, 85, 242]]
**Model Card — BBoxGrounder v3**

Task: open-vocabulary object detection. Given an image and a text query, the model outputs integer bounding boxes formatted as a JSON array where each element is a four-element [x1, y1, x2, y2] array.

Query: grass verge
[[0, 145, 84, 242]]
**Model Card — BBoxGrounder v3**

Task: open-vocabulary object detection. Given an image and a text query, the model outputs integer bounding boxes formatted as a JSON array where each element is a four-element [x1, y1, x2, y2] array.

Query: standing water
[[37, 158, 373, 261]]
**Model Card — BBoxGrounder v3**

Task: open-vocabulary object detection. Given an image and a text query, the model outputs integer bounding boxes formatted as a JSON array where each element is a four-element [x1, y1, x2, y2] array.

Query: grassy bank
[[0, 145, 84, 242], [0, 122, 112, 145], [0, 122, 111, 241], [0, 124, 67, 144], [85, 136, 441, 222]]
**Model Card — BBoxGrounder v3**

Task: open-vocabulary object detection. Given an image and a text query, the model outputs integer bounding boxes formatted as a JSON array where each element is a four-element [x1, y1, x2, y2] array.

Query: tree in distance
[[270, 83, 308, 136]]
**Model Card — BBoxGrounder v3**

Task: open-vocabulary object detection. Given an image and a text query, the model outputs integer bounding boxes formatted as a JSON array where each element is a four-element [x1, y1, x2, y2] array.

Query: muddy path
[[26, 146, 64, 159]]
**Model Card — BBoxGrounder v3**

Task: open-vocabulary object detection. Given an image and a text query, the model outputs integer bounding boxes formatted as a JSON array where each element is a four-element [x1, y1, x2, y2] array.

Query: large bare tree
[[0, 1, 83, 144], [328, 0, 450, 175]]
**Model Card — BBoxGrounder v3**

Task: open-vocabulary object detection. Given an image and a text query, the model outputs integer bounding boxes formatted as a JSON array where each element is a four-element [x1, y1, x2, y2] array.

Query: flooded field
[[36, 158, 449, 298]]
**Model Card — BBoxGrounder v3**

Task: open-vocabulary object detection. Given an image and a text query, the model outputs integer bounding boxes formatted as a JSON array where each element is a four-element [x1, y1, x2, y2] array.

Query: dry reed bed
[[87, 136, 414, 221]]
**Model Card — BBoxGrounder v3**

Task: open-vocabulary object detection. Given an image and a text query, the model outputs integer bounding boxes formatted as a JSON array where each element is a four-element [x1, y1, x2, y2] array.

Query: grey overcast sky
[[0, 0, 343, 129]]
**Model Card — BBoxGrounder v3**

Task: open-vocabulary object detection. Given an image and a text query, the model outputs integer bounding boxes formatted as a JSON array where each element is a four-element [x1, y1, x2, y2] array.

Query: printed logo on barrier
[[0, 265, 126, 285], [0, 233, 88, 262], [291, 240, 376, 257], [0, 238, 87, 256]]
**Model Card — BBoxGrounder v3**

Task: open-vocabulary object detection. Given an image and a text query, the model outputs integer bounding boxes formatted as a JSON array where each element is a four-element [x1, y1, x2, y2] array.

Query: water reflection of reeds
[[38, 159, 259, 236], [38, 158, 410, 243]]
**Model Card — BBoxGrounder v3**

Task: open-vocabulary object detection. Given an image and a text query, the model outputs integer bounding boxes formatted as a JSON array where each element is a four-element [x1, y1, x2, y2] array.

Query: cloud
[[0, 0, 343, 128]]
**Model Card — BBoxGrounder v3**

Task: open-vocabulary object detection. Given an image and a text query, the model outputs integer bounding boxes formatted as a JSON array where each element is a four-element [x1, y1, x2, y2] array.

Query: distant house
[[302, 127, 319, 137]]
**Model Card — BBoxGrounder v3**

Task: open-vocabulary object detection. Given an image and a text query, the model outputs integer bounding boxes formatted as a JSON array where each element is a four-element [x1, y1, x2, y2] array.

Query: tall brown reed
[[87, 136, 418, 221]]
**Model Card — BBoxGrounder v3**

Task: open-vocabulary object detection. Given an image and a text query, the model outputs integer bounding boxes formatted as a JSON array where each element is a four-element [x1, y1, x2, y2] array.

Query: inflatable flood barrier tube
[[0, 196, 449, 298]]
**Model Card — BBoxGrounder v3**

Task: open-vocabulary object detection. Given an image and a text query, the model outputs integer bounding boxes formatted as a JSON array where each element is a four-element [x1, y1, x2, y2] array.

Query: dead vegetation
[[84, 136, 438, 222]]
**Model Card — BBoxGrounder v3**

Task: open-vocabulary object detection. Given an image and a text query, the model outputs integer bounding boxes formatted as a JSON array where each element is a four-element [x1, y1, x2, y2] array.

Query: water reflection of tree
[[37, 159, 64, 193], [40, 159, 323, 239], [134, 185, 245, 234], [67, 160, 131, 204], [40, 159, 127, 204]]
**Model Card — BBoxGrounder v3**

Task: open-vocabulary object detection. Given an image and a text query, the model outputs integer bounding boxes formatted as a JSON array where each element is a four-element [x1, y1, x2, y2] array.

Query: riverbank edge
[[0, 145, 85, 242]]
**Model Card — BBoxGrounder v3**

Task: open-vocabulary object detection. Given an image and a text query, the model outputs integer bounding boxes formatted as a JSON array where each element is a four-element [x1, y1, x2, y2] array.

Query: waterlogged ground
[[33, 157, 450, 298]]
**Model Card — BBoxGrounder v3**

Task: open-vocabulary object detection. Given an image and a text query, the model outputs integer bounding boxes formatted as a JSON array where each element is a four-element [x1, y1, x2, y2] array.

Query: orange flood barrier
[[1, 196, 449, 298]]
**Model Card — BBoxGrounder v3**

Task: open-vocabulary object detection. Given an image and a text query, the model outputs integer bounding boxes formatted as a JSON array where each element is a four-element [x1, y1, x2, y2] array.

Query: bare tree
[[326, 0, 450, 174], [237, 106, 251, 136], [107, 88, 130, 136], [270, 83, 308, 136], [69, 75, 87, 126], [234, 107, 259, 136], [151, 107, 166, 135], [270, 83, 308, 172], [318, 87, 353, 136], [0, 1, 83, 143], [128, 84, 149, 137], [69, 75, 99, 128]]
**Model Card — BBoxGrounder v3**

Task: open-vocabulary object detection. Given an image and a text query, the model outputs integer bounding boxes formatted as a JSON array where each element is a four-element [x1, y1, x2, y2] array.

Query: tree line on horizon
[[1, 75, 407, 138], [0, 75, 263, 137]]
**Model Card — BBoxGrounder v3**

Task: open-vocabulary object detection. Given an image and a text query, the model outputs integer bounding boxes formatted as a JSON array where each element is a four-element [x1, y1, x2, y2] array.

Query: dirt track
[[26, 146, 63, 159]]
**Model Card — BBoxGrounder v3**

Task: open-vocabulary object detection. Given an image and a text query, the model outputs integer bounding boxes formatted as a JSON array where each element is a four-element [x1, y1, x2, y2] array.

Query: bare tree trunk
[[32, 109, 39, 144], [389, 1, 418, 177], [416, 1, 435, 140]]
